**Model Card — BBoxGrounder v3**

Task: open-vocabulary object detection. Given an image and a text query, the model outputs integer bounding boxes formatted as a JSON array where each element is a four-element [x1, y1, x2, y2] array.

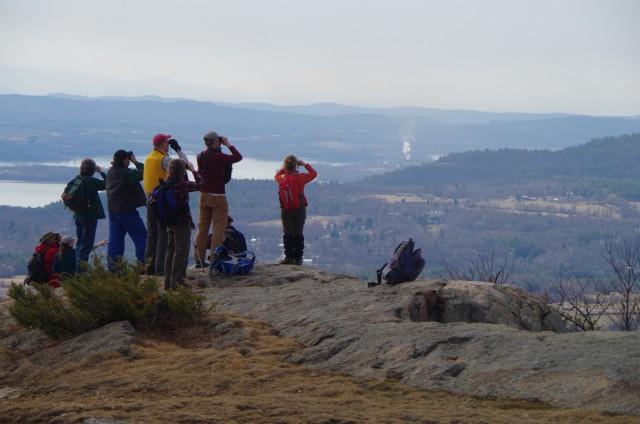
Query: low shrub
[[8, 259, 207, 339]]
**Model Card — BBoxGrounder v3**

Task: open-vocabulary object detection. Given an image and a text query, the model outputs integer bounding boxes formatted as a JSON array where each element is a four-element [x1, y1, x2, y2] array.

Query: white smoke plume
[[402, 135, 413, 160]]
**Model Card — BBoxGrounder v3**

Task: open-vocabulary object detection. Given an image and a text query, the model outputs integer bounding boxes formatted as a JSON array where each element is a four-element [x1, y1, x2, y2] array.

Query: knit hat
[[153, 133, 172, 147]]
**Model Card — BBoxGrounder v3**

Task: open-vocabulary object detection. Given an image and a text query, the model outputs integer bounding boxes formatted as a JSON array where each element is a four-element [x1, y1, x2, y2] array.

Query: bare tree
[[603, 235, 640, 331], [551, 277, 611, 331], [443, 251, 512, 285]]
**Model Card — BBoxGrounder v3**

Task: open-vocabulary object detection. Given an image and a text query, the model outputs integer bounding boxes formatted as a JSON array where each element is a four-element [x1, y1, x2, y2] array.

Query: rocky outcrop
[[197, 264, 640, 416]]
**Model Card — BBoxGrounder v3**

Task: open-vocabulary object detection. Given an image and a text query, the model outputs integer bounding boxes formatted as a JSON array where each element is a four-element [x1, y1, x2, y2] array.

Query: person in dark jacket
[[106, 149, 147, 270], [194, 131, 242, 267], [54, 235, 77, 278], [163, 159, 201, 290], [63, 158, 106, 272]]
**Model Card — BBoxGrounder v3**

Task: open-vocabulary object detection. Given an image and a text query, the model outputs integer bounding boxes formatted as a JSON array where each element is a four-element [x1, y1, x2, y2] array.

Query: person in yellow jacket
[[143, 133, 191, 275]]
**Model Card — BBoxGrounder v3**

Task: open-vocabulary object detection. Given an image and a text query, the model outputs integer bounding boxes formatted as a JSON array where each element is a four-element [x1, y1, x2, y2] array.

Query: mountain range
[[1, 94, 640, 181]]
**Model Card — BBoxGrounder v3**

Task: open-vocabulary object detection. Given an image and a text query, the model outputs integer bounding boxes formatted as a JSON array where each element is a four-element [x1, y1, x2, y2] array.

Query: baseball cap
[[153, 133, 172, 147], [203, 131, 220, 144]]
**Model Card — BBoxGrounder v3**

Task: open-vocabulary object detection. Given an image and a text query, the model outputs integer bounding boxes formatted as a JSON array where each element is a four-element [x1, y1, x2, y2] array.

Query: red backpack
[[278, 173, 305, 210]]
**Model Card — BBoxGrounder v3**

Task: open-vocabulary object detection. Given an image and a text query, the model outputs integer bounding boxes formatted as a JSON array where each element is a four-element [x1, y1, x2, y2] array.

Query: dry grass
[[0, 311, 636, 424]]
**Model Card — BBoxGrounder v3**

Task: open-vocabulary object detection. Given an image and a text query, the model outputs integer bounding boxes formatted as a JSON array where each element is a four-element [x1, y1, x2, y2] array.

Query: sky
[[0, 0, 639, 115]]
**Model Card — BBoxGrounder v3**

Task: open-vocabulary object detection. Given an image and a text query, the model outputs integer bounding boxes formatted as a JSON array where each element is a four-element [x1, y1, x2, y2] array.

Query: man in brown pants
[[194, 131, 242, 267]]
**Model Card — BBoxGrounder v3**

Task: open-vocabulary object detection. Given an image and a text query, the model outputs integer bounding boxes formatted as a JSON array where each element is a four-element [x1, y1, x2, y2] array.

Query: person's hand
[[95, 165, 102, 173], [297, 160, 306, 166], [220, 136, 230, 147], [168, 139, 181, 151], [129, 153, 138, 163]]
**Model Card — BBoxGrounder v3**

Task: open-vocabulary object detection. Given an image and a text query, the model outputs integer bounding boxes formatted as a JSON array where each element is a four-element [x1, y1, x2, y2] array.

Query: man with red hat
[[143, 133, 192, 275]]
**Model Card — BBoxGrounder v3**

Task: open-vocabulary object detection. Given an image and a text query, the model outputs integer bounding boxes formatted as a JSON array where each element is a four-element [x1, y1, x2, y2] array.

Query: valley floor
[[0, 301, 636, 423]]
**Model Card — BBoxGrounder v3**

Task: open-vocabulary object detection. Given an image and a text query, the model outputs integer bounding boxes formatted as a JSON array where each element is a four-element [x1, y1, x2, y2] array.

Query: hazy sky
[[1, 0, 638, 114]]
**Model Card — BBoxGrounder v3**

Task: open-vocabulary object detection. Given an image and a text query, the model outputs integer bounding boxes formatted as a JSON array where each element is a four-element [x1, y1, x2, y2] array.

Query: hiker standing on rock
[[275, 155, 317, 265], [162, 159, 202, 290], [63, 158, 107, 272], [106, 150, 147, 270], [143, 133, 192, 276], [194, 131, 243, 267]]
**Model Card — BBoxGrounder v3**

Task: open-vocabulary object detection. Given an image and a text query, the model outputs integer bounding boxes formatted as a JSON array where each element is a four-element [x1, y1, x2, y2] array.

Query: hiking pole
[[191, 233, 207, 275]]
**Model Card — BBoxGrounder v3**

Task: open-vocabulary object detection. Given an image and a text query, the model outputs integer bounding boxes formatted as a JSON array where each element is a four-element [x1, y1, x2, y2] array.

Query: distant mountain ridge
[[1, 94, 640, 181]]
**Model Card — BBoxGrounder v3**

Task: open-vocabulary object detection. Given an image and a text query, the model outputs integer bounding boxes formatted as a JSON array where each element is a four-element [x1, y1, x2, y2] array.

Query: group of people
[[32, 131, 318, 290]]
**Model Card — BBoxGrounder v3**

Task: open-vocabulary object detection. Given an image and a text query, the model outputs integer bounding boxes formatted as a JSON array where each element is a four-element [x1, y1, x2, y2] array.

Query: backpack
[[278, 173, 305, 210], [209, 246, 255, 276], [198, 149, 233, 183], [149, 183, 180, 226], [223, 225, 247, 254], [62, 176, 88, 213], [376, 239, 425, 285], [24, 250, 49, 285]]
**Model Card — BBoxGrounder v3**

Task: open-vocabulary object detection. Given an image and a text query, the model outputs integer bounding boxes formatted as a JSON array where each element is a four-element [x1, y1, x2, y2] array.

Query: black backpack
[[24, 250, 49, 285], [223, 225, 247, 254], [376, 239, 425, 285], [62, 176, 88, 213]]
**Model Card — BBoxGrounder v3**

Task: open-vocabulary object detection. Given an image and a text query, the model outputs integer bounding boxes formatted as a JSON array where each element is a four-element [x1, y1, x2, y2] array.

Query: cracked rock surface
[[197, 264, 640, 416]]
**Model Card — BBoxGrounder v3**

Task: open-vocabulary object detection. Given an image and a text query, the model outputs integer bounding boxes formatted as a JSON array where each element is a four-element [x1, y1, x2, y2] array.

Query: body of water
[[0, 156, 282, 207]]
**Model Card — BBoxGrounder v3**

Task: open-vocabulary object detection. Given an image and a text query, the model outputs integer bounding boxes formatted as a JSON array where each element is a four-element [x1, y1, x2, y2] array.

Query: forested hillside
[[370, 133, 640, 200]]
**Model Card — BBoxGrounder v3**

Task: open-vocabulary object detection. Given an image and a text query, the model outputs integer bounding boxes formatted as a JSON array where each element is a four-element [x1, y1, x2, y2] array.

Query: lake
[[0, 157, 282, 207]]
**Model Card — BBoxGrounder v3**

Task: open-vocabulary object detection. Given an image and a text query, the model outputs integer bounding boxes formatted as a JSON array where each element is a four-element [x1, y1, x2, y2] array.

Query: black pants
[[145, 204, 167, 274], [281, 206, 306, 237]]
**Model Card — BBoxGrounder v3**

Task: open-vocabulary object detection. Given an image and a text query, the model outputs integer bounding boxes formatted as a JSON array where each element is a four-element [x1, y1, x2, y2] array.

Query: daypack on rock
[[223, 225, 247, 254], [24, 250, 49, 285], [376, 238, 425, 285], [62, 176, 88, 213], [149, 183, 180, 226], [278, 173, 305, 210], [209, 246, 255, 276]]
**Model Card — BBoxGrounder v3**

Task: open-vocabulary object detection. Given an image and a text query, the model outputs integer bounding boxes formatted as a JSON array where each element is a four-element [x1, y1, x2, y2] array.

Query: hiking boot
[[279, 257, 295, 265], [293, 258, 303, 266]]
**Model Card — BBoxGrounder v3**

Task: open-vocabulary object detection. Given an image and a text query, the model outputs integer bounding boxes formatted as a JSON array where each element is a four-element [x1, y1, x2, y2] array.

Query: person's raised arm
[[220, 136, 243, 163], [299, 161, 317, 184]]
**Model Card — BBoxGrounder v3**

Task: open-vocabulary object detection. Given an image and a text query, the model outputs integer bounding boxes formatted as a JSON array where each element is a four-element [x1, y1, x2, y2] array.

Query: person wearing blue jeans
[[106, 149, 148, 270]]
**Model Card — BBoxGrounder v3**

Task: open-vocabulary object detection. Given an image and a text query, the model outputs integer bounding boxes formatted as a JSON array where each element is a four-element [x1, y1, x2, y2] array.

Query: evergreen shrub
[[8, 259, 206, 339]]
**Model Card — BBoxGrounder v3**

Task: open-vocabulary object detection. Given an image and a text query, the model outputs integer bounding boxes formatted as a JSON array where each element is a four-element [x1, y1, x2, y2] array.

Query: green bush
[[8, 259, 207, 339]]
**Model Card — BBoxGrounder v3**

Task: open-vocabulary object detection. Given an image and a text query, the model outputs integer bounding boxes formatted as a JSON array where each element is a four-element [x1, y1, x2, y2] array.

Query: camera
[[126, 151, 134, 159]]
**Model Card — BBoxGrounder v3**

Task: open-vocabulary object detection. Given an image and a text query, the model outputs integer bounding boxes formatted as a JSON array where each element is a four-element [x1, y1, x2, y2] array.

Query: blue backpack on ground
[[209, 246, 255, 276], [149, 183, 180, 226], [376, 238, 425, 285]]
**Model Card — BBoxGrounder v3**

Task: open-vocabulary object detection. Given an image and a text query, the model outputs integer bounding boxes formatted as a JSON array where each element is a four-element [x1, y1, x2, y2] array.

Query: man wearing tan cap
[[194, 131, 242, 267]]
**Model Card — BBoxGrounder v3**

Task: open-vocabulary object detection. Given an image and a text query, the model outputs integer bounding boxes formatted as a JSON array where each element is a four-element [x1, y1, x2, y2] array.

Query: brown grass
[[0, 313, 637, 423]]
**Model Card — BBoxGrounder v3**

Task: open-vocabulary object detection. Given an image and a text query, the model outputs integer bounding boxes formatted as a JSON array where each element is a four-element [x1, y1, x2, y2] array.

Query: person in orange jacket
[[274, 155, 317, 265]]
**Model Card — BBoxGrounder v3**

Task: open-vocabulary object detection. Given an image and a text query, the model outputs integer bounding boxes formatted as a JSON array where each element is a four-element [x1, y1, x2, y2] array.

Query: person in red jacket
[[275, 155, 317, 265], [33, 232, 61, 288]]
